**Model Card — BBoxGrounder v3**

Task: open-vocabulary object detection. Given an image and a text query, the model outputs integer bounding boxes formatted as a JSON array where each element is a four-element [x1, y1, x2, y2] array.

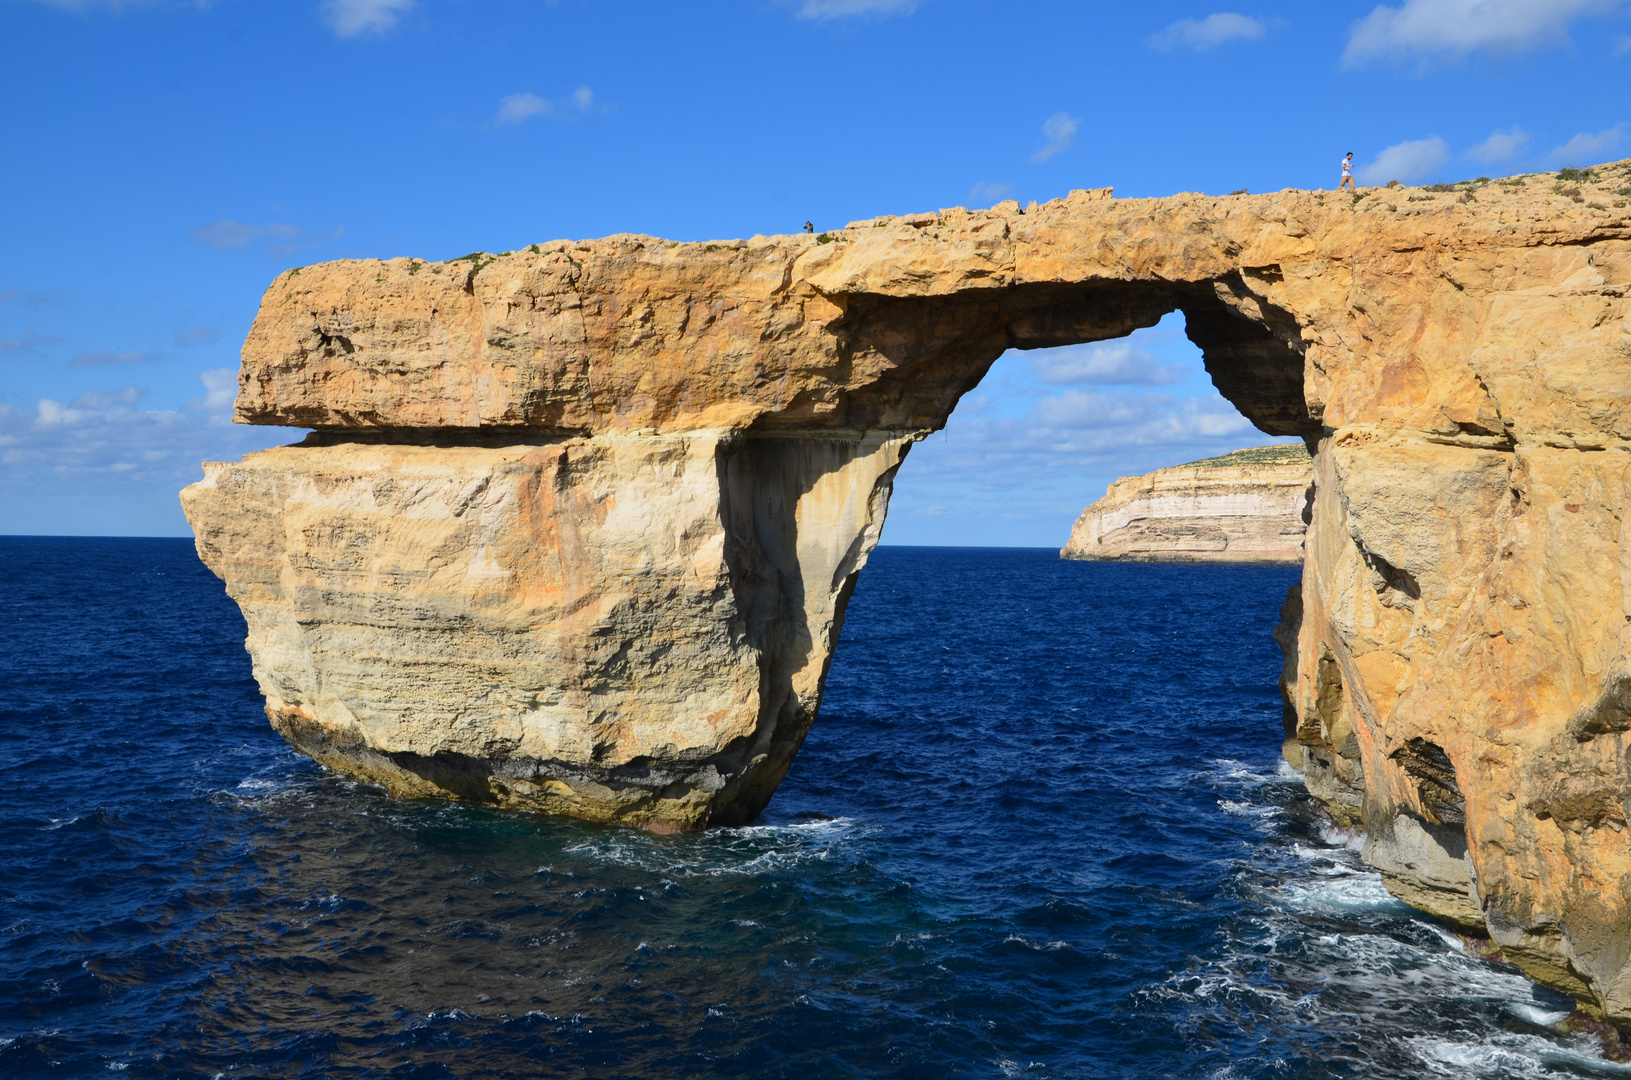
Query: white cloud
[[1466, 127, 1530, 163], [1616, 35, 1631, 54], [1550, 122, 1629, 163], [1344, 0, 1617, 66], [968, 181, 1012, 203], [496, 93, 550, 126], [494, 87, 597, 126], [190, 219, 343, 258], [69, 386, 146, 410], [1030, 342, 1185, 386], [185, 368, 238, 415], [1032, 112, 1080, 164], [796, 0, 917, 19], [1356, 136, 1450, 185], [882, 321, 1306, 544], [0, 374, 304, 513], [70, 348, 165, 368], [1150, 13, 1266, 51], [897, 386, 1262, 512], [322, 0, 412, 37], [1028, 390, 1253, 441]]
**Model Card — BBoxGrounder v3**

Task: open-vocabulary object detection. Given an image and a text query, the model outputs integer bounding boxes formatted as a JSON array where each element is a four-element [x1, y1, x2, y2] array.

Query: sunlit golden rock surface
[[186, 162, 1631, 1015]]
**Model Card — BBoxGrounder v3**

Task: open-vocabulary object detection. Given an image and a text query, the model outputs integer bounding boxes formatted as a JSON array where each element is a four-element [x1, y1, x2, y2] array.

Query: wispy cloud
[[0, 288, 54, 306], [1616, 35, 1631, 55], [190, 219, 343, 258], [1550, 122, 1628, 162], [191, 220, 299, 249], [1344, 0, 1617, 67], [185, 368, 238, 415], [1356, 136, 1449, 184], [495, 93, 550, 126], [968, 181, 1012, 203], [0, 372, 305, 516], [68, 386, 146, 411], [17, 0, 166, 11], [892, 376, 1265, 536], [1032, 113, 1079, 164], [322, 0, 412, 38], [69, 348, 165, 368], [494, 87, 597, 126], [1466, 127, 1530, 163], [1150, 12, 1267, 51], [1029, 389, 1256, 440], [173, 325, 221, 348], [1, 330, 65, 354], [1031, 342, 1185, 386], [796, 0, 917, 19], [879, 312, 1311, 545]]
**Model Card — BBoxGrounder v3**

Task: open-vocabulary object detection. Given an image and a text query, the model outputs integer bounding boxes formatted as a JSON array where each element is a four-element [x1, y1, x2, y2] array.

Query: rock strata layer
[[186, 163, 1631, 1018], [1061, 445, 1312, 562]]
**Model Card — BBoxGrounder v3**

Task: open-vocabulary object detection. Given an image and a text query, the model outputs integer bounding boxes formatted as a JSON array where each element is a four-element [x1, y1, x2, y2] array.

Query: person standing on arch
[[1338, 152, 1356, 191]]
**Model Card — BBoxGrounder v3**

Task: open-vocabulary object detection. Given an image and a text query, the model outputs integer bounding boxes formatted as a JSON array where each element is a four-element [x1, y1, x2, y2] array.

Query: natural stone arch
[[186, 171, 1631, 1021]]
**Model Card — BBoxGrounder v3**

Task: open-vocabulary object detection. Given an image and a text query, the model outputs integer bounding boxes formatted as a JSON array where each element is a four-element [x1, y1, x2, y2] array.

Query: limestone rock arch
[[184, 171, 1631, 1019]]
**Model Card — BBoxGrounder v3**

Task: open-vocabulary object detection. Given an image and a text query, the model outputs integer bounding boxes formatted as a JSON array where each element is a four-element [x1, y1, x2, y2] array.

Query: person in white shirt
[[1338, 152, 1356, 191]]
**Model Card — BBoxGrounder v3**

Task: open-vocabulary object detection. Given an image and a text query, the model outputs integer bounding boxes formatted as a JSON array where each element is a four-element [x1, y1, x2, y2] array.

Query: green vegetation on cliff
[[1181, 444, 1312, 469]]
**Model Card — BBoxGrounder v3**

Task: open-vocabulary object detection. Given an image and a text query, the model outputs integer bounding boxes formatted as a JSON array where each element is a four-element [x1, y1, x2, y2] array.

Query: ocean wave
[[1261, 868, 1410, 916], [1409, 1032, 1631, 1077], [560, 816, 873, 878]]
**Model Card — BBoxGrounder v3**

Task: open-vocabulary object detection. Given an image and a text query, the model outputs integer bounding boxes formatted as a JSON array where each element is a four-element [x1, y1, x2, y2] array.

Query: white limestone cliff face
[[1061, 445, 1312, 563]]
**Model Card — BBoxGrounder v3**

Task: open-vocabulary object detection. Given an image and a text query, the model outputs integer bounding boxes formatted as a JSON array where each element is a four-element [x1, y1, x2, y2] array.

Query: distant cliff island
[[1061, 445, 1313, 563]]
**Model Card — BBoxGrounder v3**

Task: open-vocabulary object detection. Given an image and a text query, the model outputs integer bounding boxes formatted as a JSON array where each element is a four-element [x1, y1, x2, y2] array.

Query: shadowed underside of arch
[[185, 169, 1631, 1020]]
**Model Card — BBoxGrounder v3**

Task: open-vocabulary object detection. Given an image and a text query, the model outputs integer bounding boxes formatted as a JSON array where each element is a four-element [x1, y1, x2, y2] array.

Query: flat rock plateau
[[1061, 444, 1312, 563], [184, 162, 1631, 1022]]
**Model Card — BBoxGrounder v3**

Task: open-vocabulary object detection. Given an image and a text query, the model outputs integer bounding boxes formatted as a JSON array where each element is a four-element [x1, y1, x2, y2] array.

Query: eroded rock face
[[1061, 445, 1312, 563], [185, 429, 906, 829], [186, 164, 1631, 1015]]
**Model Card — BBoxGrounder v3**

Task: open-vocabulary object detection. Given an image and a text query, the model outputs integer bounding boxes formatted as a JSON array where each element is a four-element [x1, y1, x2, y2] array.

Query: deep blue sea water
[[1, 538, 1619, 1078]]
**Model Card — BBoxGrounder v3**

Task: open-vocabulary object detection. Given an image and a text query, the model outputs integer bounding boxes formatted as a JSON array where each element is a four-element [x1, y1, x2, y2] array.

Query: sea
[[1, 537, 1623, 1079]]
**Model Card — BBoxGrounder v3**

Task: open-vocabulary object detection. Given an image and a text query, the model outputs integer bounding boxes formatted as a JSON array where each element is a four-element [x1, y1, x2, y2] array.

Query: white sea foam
[[1505, 1001, 1573, 1027], [1003, 934, 1070, 952], [1266, 866, 1408, 915], [1207, 758, 1285, 787], [1408, 1031, 1631, 1077], [1218, 799, 1281, 820], [1417, 920, 1468, 953], [1410, 1034, 1555, 1077], [1318, 822, 1366, 850], [562, 816, 869, 878]]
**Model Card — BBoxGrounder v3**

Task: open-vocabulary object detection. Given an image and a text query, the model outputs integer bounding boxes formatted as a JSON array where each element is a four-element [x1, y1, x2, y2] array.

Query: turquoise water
[[0, 539, 1613, 1078]]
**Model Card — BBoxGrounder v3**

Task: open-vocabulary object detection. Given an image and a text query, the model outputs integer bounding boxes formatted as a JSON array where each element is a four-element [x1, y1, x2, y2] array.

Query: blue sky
[[2, 0, 1628, 543]]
